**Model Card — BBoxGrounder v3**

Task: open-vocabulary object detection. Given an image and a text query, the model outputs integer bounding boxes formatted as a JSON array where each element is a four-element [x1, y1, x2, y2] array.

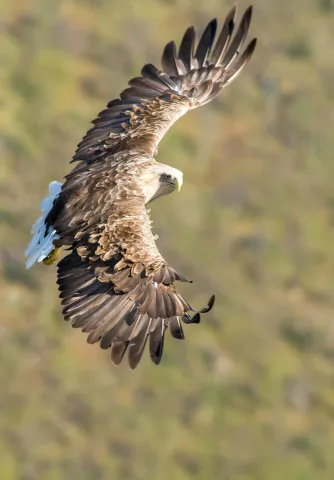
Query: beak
[[175, 176, 183, 192]]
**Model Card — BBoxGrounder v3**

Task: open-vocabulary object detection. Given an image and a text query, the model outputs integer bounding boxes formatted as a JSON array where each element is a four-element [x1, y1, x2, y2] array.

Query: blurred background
[[1, 0, 334, 478]]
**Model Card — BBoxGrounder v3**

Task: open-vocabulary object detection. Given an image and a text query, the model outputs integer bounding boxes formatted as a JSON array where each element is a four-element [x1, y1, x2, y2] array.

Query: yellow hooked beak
[[175, 176, 183, 192]]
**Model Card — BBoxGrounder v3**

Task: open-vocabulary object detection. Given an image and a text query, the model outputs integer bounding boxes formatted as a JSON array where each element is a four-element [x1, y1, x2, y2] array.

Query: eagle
[[25, 6, 257, 369]]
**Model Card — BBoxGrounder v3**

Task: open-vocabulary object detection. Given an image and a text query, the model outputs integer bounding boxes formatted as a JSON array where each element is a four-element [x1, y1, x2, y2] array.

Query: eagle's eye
[[160, 173, 172, 182]]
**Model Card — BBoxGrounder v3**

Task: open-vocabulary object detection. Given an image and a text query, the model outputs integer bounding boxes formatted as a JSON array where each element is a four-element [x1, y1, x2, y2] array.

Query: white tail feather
[[25, 181, 63, 269]]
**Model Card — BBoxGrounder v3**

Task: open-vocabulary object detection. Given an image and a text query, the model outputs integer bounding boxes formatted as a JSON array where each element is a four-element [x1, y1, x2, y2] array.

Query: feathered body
[[26, 6, 257, 368]]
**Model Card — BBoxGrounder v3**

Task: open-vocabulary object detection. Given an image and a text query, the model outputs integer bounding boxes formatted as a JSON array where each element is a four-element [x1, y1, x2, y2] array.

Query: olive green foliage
[[1, 0, 334, 478]]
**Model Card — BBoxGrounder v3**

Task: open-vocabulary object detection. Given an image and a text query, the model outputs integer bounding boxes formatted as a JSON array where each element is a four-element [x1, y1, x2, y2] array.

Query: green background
[[1, 0, 334, 478]]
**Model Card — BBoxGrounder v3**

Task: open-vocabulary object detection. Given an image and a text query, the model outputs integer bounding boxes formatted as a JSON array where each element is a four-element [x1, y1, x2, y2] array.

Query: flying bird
[[25, 6, 257, 369]]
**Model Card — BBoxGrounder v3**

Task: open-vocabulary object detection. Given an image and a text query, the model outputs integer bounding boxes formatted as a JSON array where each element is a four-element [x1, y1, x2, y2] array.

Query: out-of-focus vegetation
[[1, 0, 334, 478]]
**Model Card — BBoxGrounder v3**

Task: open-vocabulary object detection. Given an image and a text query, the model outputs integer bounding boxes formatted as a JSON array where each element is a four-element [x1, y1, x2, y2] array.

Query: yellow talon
[[43, 247, 61, 265]]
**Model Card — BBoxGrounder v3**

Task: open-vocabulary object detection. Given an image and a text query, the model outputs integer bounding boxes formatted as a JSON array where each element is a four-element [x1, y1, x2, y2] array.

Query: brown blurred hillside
[[1, 0, 334, 478]]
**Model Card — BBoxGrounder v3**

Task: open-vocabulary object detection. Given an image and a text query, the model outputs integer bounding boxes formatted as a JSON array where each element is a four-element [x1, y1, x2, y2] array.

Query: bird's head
[[159, 169, 183, 192], [143, 164, 183, 204]]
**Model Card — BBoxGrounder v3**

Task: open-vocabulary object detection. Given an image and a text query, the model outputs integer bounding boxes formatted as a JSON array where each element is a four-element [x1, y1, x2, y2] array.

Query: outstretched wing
[[73, 6, 256, 164], [57, 191, 215, 369]]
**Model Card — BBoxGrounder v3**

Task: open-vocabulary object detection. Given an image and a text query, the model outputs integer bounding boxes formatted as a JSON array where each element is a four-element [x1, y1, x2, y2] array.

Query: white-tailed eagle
[[26, 6, 257, 369]]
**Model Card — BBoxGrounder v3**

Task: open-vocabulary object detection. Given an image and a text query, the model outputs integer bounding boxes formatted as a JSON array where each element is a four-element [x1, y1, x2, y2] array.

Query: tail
[[25, 181, 63, 269]]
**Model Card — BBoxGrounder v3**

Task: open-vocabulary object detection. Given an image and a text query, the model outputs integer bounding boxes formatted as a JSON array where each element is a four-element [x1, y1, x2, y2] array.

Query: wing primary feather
[[178, 26, 195, 70], [149, 319, 166, 365], [128, 76, 168, 93], [138, 283, 156, 315], [128, 314, 144, 341], [161, 291, 174, 318], [111, 341, 129, 366], [199, 295, 215, 313], [211, 6, 236, 65], [180, 295, 214, 325], [221, 6, 253, 70], [141, 63, 177, 90], [155, 289, 166, 319], [169, 316, 185, 340], [161, 41, 179, 76], [146, 284, 158, 318], [182, 312, 201, 324], [169, 293, 185, 317], [128, 317, 151, 369], [223, 38, 257, 87], [195, 18, 217, 66]]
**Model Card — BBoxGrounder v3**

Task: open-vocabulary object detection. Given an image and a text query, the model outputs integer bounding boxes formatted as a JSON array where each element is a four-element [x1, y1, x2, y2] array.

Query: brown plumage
[[26, 6, 257, 368]]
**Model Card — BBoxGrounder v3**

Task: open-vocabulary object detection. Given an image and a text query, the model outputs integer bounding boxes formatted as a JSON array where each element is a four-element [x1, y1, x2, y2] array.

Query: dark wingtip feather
[[221, 5, 254, 70], [211, 6, 236, 65], [241, 6, 254, 37], [191, 313, 201, 324], [245, 5, 254, 18], [247, 37, 257, 57], [161, 41, 179, 76], [178, 26, 196, 70], [128, 318, 150, 369], [195, 18, 217, 66], [181, 294, 215, 324], [223, 37, 257, 87], [149, 321, 166, 365], [111, 341, 129, 366], [182, 312, 201, 324], [200, 295, 215, 313], [170, 317, 185, 340]]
